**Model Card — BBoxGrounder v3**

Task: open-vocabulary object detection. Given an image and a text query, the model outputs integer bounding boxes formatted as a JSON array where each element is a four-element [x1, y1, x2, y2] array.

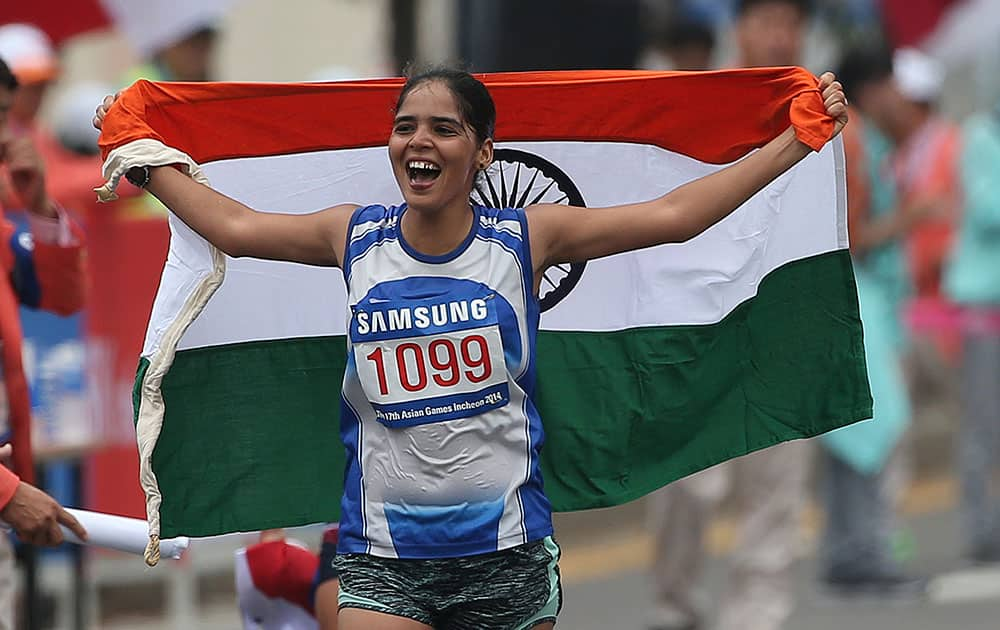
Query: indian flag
[[98, 69, 871, 563]]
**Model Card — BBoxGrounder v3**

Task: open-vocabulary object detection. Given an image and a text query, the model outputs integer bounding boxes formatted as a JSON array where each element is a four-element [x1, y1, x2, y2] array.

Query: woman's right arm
[[94, 93, 353, 267], [142, 165, 356, 267]]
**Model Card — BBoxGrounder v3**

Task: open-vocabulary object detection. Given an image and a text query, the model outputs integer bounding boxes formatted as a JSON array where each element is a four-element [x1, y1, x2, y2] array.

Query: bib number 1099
[[354, 325, 510, 427], [365, 334, 493, 395]]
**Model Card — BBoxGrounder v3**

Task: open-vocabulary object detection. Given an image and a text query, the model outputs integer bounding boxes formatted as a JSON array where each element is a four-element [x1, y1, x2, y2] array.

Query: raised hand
[[92, 91, 122, 131], [818, 71, 848, 137]]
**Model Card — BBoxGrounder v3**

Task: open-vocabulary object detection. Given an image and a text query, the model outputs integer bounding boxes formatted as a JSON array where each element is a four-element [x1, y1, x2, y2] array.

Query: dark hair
[[735, 0, 812, 16], [395, 65, 496, 145], [661, 19, 716, 53], [0, 57, 18, 91], [836, 43, 893, 98]]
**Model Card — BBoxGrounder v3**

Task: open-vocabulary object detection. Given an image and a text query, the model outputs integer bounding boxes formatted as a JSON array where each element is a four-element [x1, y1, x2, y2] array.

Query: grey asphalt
[[92, 491, 1000, 629], [558, 508, 1000, 630]]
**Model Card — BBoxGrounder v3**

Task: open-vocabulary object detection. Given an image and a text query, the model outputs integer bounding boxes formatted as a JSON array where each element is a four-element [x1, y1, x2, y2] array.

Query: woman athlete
[[95, 67, 847, 630]]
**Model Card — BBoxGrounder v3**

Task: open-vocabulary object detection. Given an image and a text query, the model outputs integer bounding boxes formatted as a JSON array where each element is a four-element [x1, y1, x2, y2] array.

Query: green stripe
[[536, 248, 871, 510], [133, 356, 150, 427], [148, 249, 870, 538], [154, 336, 347, 537]]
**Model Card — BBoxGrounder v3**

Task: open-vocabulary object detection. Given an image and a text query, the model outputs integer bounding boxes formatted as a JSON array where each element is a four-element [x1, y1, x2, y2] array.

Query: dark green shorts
[[335, 536, 562, 629]]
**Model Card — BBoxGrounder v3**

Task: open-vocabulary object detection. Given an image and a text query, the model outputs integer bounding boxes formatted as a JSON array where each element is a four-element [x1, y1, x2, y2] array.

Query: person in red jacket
[[1, 445, 85, 544], [0, 54, 89, 630], [0, 24, 103, 214]]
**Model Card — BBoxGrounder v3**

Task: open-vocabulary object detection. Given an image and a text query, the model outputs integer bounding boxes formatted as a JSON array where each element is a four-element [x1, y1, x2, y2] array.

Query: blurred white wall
[[416, 0, 457, 64], [42, 0, 394, 122], [218, 0, 392, 81]]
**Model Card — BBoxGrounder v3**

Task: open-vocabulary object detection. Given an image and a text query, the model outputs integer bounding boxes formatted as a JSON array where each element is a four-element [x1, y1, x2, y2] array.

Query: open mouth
[[406, 160, 442, 186]]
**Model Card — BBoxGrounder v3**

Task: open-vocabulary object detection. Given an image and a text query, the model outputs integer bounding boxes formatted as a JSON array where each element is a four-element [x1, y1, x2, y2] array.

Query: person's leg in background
[[820, 448, 874, 582], [818, 446, 925, 595], [0, 533, 15, 630], [957, 330, 1000, 562], [315, 524, 341, 630], [647, 463, 730, 630], [714, 441, 809, 630]]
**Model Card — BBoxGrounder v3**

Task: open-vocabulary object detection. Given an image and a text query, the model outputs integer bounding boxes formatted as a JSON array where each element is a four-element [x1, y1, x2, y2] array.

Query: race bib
[[351, 289, 510, 428]]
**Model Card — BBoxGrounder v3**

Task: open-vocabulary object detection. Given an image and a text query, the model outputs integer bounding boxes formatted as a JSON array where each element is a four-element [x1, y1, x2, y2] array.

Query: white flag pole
[[2, 508, 189, 560]]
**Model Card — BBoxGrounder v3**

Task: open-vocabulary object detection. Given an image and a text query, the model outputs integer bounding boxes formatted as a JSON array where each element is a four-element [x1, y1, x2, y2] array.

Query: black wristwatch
[[125, 165, 151, 188]]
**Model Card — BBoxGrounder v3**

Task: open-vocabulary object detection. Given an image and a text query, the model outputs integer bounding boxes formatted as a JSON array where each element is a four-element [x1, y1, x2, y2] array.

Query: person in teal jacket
[[817, 44, 930, 598], [944, 102, 1000, 564], [817, 108, 923, 597]]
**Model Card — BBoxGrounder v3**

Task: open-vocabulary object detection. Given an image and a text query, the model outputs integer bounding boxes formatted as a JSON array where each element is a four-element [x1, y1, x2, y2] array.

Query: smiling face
[[388, 80, 493, 214]]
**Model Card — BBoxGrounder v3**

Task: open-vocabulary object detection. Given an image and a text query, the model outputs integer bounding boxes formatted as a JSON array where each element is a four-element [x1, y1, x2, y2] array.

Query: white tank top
[[336, 203, 553, 559]]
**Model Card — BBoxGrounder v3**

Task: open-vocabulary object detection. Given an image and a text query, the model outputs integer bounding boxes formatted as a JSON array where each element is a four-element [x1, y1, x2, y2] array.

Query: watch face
[[126, 166, 149, 187]]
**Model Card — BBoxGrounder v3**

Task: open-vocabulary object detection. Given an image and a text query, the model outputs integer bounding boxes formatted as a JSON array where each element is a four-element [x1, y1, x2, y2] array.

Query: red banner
[[880, 0, 961, 47], [0, 1, 110, 46], [84, 195, 168, 519]]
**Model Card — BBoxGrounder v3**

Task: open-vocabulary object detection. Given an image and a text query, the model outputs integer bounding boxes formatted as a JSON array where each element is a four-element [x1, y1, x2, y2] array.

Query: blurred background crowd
[[0, 0, 998, 629]]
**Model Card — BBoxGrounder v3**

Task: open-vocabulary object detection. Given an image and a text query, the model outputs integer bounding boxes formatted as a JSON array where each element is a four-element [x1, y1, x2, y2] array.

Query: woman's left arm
[[527, 73, 847, 270]]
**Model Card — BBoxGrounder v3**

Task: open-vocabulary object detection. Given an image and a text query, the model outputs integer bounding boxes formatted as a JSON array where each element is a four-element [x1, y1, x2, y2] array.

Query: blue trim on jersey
[[512, 207, 541, 394], [337, 358, 370, 555], [508, 207, 551, 539], [383, 499, 504, 558], [350, 203, 395, 232], [368, 383, 511, 427], [344, 204, 394, 284], [475, 226, 524, 260], [517, 394, 553, 540], [397, 204, 480, 264]]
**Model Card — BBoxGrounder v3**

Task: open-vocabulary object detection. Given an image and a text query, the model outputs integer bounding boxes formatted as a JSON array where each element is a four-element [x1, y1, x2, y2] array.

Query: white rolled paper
[[61, 508, 190, 560]]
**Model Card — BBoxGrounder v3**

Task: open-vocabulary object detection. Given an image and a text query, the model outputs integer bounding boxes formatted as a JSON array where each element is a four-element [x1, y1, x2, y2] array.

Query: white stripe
[[495, 387, 530, 548], [152, 139, 843, 352], [833, 136, 849, 249], [351, 216, 398, 243], [479, 216, 522, 237]]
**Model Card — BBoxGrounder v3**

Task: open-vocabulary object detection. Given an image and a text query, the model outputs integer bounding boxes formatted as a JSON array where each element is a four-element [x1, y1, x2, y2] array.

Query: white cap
[[0, 23, 58, 85], [100, 0, 235, 59], [52, 81, 114, 155], [893, 48, 945, 103], [234, 545, 318, 630]]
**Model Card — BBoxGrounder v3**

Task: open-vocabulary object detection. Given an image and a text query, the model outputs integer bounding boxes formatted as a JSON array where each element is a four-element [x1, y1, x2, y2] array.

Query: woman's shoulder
[[475, 205, 531, 238], [477, 204, 526, 222], [351, 203, 402, 223], [343, 204, 406, 254]]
